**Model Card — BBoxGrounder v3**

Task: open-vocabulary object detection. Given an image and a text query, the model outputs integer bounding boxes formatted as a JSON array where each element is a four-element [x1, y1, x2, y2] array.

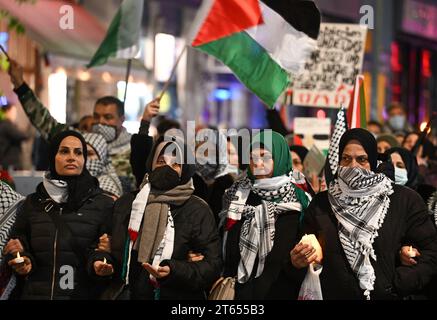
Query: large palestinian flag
[[190, 0, 321, 108]]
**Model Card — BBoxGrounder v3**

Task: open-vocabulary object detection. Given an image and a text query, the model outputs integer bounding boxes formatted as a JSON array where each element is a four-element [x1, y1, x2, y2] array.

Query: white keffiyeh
[[328, 166, 393, 300], [223, 173, 303, 284]]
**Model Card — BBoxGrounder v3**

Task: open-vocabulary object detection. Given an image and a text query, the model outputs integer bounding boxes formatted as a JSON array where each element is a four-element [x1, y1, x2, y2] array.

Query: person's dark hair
[[157, 118, 181, 137], [95, 96, 124, 117], [367, 120, 382, 130], [387, 101, 405, 114]]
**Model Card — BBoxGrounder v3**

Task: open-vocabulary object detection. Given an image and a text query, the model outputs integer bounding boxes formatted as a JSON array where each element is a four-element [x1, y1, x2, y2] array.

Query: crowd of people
[[1, 59, 437, 300]]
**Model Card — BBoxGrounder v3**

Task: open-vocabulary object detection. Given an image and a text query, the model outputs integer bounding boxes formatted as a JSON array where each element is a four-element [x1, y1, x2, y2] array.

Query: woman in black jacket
[[2, 130, 114, 300], [291, 128, 437, 300], [221, 131, 311, 300], [105, 134, 222, 300]]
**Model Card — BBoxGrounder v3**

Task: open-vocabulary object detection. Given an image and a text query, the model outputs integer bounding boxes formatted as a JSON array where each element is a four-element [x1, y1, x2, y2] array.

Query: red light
[[391, 42, 402, 73], [317, 109, 326, 119], [422, 50, 432, 78]]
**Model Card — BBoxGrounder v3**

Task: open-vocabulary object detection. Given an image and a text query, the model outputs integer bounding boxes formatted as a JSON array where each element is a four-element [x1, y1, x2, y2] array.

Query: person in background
[[376, 134, 400, 154], [367, 120, 382, 136], [403, 132, 437, 186], [83, 133, 123, 199], [2, 130, 114, 300], [7, 59, 134, 192], [382, 102, 413, 136], [0, 103, 30, 170], [289, 145, 308, 173], [79, 115, 94, 133], [290, 128, 437, 300]]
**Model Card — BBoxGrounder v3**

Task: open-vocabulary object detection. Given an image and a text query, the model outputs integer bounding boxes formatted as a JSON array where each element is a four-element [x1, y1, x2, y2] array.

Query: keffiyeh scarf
[[328, 166, 393, 300], [0, 182, 23, 301], [427, 191, 437, 227], [222, 172, 308, 284]]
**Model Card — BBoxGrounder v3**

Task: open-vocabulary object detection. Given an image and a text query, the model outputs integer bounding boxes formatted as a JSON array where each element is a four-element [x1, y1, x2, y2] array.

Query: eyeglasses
[[340, 155, 369, 166], [250, 154, 273, 163]]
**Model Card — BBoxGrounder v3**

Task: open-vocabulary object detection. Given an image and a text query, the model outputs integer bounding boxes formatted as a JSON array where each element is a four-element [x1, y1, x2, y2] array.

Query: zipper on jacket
[[50, 207, 62, 300]]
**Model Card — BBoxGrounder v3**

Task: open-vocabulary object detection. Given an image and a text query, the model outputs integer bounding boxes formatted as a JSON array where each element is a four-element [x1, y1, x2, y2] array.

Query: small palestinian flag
[[346, 74, 367, 129]]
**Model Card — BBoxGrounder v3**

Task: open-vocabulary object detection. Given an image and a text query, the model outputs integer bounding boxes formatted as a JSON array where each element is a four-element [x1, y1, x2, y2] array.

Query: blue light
[[0, 96, 7, 106], [214, 88, 231, 101]]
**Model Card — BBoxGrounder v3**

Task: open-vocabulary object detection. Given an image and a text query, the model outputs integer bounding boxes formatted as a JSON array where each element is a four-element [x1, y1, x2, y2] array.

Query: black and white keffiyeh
[[328, 166, 393, 300], [223, 173, 303, 284], [325, 107, 348, 184], [108, 128, 131, 155], [0, 182, 24, 261], [427, 191, 437, 227], [83, 133, 123, 197]]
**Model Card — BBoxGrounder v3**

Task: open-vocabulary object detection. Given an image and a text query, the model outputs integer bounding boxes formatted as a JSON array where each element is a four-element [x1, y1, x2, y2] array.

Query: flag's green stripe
[[196, 31, 289, 108], [359, 83, 367, 128], [87, 10, 122, 68]]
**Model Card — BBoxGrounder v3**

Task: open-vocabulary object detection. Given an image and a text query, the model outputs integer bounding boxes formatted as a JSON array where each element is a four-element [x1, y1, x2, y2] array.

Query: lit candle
[[408, 246, 416, 258], [14, 252, 24, 264], [103, 257, 107, 265]]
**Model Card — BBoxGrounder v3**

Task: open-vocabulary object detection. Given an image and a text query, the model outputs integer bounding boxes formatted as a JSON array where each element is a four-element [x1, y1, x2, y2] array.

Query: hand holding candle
[[94, 257, 113, 277], [408, 246, 416, 258], [14, 252, 24, 264]]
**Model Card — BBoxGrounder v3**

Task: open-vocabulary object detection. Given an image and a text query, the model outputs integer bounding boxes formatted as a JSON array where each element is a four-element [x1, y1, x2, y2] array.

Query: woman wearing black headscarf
[[103, 134, 222, 300], [2, 130, 114, 299], [290, 128, 437, 300], [385, 147, 419, 188]]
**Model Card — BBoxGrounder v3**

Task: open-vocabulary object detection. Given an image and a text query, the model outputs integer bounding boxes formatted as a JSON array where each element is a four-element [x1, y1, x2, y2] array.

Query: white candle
[[408, 246, 416, 258], [14, 252, 24, 264]]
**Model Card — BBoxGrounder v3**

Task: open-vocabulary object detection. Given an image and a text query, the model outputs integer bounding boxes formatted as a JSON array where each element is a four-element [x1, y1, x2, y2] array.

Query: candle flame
[[17, 252, 21, 259], [103, 257, 107, 264]]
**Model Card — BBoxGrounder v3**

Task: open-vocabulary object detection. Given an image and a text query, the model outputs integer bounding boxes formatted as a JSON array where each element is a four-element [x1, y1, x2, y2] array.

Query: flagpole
[[159, 45, 187, 101], [123, 58, 132, 104]]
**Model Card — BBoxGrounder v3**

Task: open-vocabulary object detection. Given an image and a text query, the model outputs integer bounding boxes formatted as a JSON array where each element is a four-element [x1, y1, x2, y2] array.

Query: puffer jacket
[[6, 182, 114, 300], [102, 193, 222, 300]]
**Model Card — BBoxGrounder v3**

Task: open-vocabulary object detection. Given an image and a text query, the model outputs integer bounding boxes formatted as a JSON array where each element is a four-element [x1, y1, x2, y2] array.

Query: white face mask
[[394, 167, 408, 186]]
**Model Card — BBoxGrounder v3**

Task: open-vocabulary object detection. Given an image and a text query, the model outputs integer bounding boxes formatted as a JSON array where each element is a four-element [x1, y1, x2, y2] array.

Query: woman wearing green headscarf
[[220, 131, 311, 299]]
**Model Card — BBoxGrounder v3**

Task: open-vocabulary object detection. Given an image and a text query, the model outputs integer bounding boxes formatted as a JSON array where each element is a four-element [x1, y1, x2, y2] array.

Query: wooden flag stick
[[159, 45, 187, 101], [123, 58, 132, 104], [0, 44, 10, 61]]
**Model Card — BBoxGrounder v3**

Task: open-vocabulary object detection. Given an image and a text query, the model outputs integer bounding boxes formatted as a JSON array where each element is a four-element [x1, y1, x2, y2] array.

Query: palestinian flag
[[190, 0, 321, 108], [87, 0, 144, 68], [346, 75, 367, 129]]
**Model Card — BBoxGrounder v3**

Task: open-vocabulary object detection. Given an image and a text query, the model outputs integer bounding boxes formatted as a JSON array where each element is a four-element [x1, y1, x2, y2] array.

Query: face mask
[[148, 165, 181, 191], [92, 124, 117, 143], [394, 167, 408, 186], [388, 115, 406, 131], [86, 159, 105, 177]]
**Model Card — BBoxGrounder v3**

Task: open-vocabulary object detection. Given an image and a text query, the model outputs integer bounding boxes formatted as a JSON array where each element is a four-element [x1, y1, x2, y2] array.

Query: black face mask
[[148, 165, 181, 191]]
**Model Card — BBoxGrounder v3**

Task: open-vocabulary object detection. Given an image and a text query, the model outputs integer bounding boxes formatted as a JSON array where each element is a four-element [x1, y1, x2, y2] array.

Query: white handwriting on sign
[[59, 5, 74, 30], [292, 23, 367, 108]]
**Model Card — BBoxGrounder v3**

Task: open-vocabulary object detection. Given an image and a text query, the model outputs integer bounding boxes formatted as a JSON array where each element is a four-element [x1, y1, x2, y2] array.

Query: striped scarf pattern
[[328, 166, 393, 299], [223, 173, 308, 283]]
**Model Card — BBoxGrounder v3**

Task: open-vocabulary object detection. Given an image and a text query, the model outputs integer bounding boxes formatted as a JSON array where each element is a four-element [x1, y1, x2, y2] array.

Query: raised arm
[[8, 59, 67, 140]]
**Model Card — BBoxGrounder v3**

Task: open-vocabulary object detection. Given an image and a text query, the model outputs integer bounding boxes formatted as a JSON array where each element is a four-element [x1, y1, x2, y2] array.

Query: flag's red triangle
[[192, 0, 263, 47]]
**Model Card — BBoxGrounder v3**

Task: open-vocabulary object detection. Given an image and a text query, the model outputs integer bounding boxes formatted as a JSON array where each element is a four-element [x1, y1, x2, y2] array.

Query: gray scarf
[[136, 181, 194, 264]]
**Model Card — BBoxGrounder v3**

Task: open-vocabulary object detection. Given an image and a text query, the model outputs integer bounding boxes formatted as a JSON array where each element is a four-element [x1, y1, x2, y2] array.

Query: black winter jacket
[[223, 192, 303, 300], [7, 183, 114, 300], [103, 192, 222, 300], [293, 185, 437, 300]]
